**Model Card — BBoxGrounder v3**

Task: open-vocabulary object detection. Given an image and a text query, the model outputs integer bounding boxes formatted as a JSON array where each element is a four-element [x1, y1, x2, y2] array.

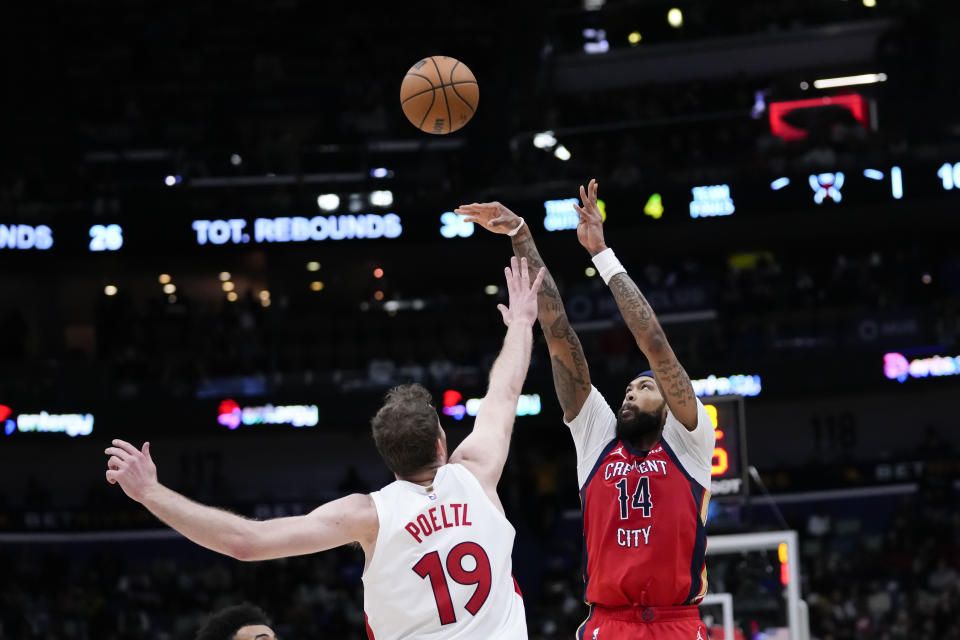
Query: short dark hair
[[196, 603, 271, 640], [371, 383, 442, 475]]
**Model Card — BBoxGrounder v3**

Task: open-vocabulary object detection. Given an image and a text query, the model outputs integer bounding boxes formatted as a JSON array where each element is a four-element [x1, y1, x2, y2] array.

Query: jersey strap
[[661, 439, 710, 604], [578, 438, 619, 602]]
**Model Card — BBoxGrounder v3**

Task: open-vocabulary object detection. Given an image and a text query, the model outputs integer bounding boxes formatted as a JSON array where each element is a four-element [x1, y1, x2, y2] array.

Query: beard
[[616, 402, 666, 444]]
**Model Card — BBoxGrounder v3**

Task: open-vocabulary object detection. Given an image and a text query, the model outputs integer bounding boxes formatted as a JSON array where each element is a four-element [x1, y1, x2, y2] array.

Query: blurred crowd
[[802, 498, 960, 640], [2, 245, 956, 404], [2, 474, 956, 639]]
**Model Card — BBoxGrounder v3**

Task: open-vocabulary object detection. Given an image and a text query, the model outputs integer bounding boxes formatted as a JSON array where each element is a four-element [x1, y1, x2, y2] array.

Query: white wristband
[[506, 217, 525, 237], [591, 247, 626, 284]]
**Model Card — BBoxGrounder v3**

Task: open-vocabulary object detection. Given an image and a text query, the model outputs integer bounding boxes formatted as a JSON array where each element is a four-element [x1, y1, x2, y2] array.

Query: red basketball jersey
[[566, 387, 715, 608]]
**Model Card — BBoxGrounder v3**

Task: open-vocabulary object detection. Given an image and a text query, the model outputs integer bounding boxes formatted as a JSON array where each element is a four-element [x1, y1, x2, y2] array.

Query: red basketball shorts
[[577, 604, 708, 640]]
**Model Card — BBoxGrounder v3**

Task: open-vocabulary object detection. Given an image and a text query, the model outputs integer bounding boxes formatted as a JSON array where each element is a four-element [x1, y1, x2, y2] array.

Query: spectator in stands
[[196, 603, 276, 640]]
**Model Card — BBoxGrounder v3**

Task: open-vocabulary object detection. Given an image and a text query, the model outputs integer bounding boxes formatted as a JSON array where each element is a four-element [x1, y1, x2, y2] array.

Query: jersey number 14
[[615, 476, 653, 519], [413, 542, 492, 625]]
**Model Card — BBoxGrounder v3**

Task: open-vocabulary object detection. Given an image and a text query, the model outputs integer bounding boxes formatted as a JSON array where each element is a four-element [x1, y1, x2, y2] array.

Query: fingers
[[504, 257, 536, 294], [107, 455, 124, 470], [577, 180, 600, 212], [106, 469, 118, 484], [454, 202, 489, 213], [497, 304, 510, 326], [531, 267, 547, 293], [142, 442, 151, 457], [112, 439, 139, 456], [573, 202, 585, 218], [519, 257, 530, 289], [104, 446, 130, 461]]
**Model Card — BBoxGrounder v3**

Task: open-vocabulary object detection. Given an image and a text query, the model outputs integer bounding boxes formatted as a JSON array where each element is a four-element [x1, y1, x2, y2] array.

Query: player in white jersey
[[104, 256, 544, 640]]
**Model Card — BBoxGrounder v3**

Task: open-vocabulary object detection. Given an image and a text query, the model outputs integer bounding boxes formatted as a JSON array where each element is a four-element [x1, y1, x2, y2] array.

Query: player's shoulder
[[307, 492, 379, 543], [339, 492, 378, 516], [566, 385, 615, 426], [441, 462, 484, 489]]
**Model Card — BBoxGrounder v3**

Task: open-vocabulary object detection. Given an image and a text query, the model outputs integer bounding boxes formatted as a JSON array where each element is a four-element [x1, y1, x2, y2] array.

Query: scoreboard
[[703, 395, 748, 499], [2, 157, 959, 257]]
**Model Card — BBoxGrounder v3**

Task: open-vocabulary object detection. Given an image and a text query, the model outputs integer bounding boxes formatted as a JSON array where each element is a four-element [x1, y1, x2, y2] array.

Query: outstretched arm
[[450, 257, 545, 498], [573, 179, 699, 430], [455, 202, 592, 421], [105, 440, 378, 560]]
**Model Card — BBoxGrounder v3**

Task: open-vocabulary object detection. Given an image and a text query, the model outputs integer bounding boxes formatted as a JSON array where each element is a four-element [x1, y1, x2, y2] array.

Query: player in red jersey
[[458, 179, 715, 640]]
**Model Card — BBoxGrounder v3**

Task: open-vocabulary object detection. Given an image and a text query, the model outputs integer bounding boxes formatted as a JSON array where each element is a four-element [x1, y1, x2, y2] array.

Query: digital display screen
[[703, 395, 747, 498], [1, 158, 957, 257]]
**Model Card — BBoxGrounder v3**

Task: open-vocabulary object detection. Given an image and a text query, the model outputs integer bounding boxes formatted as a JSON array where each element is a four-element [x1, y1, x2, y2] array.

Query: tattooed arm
[[511, 224, 593, 421], [573, 180, 699, 430], [455, 202, 593, 421]]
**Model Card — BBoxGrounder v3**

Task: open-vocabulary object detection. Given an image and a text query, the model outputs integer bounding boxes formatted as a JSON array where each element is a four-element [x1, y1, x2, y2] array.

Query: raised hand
[[497, 256, 546, 327], [105, 439, 159, 503], [454, 201, 524, 236], [572, 179, 608, 256]]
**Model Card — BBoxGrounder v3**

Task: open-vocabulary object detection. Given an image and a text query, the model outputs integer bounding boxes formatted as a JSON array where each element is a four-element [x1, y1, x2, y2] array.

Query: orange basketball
[[400, 56, 478, 135]]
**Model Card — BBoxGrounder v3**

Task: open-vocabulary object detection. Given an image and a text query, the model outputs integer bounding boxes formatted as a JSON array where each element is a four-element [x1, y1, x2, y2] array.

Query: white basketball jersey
[[363, 463, 527, 640]]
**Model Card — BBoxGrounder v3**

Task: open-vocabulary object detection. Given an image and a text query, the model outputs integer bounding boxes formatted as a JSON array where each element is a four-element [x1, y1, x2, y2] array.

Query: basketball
[[400, 56, 478, 135]]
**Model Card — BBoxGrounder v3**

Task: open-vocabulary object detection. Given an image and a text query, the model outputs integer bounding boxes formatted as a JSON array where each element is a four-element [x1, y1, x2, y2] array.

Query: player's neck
[[625, 429, 663, 453], [397, 462, 442, 486]]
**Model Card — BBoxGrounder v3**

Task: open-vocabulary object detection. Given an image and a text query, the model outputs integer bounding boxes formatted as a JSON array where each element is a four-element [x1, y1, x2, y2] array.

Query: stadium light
[[862, 0, 876, 6], [104, 285, 118, 296], [533, 131, 556, 149], [554, 145, 572, 161], [813, 73, 887, 89], [628, 31, 642, 45], [317, 194, 340, 211], [370, 190, 394, 207], [667, 8, 683, 27], [770, 177, 790, 191], [230, 154, 242, 166], [582, 28, 609, 54]]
